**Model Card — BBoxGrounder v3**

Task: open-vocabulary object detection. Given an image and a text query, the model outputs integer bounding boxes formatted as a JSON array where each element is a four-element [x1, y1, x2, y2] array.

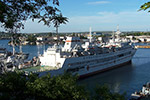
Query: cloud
[[64, 11, 150, 32], [3, 11, 150, 33], [87, 1, 111, 5], [69, 11, 150, 24]]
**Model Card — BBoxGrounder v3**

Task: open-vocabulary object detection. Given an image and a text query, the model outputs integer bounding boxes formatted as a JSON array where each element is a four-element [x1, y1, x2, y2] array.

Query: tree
[[0, 72, 28, 99], [26, 34, 37, 45], [0, 0, 60, 31], [144, 38, 147, 42], [0, 72, 88, 100], [51, 13, 68, 42], [27, 73, 88, 100], [139, 2, 150, 12], [132, 36, 136, 40], [0, 72, 127, 100], [0, 0, 63, 54]]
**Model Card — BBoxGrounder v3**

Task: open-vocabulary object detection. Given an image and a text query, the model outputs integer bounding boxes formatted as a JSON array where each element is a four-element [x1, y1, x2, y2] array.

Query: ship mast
[[19, 37, 22, 53], [19, 45, 22, 53], [89, 27, 92, 43], [117, 25, 119, 31], [12, 37, 15, 55], [116, 25, 121, 40], [113, 31, 115, 43]]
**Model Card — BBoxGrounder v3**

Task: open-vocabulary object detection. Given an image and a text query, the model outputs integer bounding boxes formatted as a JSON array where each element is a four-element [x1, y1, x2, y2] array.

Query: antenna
[[12, 37, 15, 55], [113, 30, 115, 43], [116, 25, 121, 35], [116, 25, 121, 40], [117, 24, 119, 31], [89, 27, 92, 43]]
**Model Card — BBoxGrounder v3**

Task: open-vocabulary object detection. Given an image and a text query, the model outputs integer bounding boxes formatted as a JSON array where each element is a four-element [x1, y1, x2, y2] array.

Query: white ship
[[39, 27, 136, 78], [0, 48, 29, 74]]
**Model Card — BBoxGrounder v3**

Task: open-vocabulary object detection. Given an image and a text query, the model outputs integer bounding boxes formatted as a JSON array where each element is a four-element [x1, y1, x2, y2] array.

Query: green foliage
[[27, 35, 37, 44], [51, 13, 68, 35], [52, 13, 68, 28], [0, 72, 28, 99], [0, 72, 126, 100], [8, 33, 22, 45], [80, 35, 87, 39], [132, 36, 136, 40], [124, 32, 150, 36], [0, 72, 88, 100], [0, 0, 60, 31], [26, 73, 88, 100], [100, 34, 111, 37], [139, 2, 150, 12]]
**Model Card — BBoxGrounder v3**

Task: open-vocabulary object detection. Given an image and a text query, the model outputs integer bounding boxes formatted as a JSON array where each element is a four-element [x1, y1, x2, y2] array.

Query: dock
[[135, 45, 150, 48]]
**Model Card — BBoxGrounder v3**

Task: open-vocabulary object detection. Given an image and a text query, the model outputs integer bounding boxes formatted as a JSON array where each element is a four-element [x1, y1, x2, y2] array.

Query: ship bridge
[[62, 37, 81, 52]]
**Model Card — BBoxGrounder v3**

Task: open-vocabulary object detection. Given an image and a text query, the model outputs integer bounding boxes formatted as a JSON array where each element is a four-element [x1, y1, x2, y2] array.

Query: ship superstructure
[[39, 28, 136, 78], [0, 48, 29, 74]]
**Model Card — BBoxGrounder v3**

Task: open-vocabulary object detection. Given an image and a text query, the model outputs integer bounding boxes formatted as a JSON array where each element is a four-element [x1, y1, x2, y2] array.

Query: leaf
[[139, 2, 150, 11], [0, 0, 61, 31]]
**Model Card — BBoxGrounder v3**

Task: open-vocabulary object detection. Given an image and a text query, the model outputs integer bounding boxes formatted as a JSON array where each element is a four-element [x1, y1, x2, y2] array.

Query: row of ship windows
[[88, 55, 132, 69], [68, 51, 131, 67], [82, 48, 131, 60], [66, 66, 84, 72], [67, 55, 132, 73]]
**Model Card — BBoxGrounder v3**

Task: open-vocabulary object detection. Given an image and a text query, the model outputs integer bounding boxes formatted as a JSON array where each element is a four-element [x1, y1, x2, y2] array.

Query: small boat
[[131, 82, 150, 99]]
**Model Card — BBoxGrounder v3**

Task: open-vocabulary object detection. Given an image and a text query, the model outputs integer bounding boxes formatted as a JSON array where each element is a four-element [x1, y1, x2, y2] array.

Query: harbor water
[[1, 39, 150, 97], [79, 48, 150, 97]]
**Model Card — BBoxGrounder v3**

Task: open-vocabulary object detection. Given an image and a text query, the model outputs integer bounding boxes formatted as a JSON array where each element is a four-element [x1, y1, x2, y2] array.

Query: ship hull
[[79, 60, 131, 79], [39, 48, 136, 78], [62, 48, 136, 78]]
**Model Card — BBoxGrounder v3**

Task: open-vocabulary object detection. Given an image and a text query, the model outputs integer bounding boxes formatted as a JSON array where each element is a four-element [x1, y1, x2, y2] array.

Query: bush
[[0, 72, 88, 100], [0, 72, 126, 100]]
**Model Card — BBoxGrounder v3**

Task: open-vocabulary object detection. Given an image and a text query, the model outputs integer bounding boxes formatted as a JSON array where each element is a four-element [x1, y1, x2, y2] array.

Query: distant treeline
[[1, 31, 150, 39], [125, 32, 150, 36]]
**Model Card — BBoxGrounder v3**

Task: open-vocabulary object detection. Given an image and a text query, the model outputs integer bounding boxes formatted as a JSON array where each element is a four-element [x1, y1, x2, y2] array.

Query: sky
[[1, 0, 150, 33]]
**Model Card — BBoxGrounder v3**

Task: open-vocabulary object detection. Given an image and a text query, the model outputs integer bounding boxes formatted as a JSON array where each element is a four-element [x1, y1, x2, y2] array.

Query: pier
[[136, 45, 150, 48]]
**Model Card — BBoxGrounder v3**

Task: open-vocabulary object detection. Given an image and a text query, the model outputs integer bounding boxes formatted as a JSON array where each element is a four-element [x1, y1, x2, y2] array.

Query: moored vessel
[[131, 82, 150, 100], [38, 27, 137, 78]]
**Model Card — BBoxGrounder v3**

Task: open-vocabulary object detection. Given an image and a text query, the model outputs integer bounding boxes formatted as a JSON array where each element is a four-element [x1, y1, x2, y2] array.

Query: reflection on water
[[78, 64, 135, 96], [79, 48, 150, 97], [1, 40, 150, 97]]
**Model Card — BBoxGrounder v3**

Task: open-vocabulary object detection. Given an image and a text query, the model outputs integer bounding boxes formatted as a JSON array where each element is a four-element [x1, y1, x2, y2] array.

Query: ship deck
[[19, 66, 57, 74]]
